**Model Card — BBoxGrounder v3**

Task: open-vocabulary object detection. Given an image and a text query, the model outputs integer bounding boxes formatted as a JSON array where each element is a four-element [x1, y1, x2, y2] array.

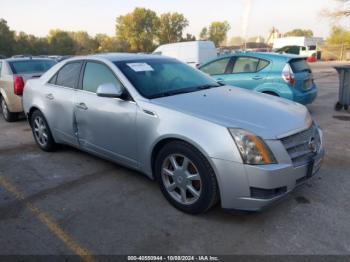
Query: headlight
[[229, 128, 277, 165]]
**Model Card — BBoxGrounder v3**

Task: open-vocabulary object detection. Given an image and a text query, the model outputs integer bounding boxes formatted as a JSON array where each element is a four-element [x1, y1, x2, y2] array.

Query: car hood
[[151, 86, 312, 139]]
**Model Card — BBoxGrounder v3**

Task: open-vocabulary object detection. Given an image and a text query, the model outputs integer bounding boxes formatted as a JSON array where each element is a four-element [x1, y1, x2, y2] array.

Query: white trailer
[[153, 41, 217, 67], [273, 37, 324, 59]]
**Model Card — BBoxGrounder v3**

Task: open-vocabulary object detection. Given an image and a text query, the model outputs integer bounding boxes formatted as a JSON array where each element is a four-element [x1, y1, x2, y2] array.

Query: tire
[[155, 141, 219, 214], [1, 97, 18, 122], [344, 105, 349, 110], [30, 110, 56, 151], [335, 102, 343, 111]]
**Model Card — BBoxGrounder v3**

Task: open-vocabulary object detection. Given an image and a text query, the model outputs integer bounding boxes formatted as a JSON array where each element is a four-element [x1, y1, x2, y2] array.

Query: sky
[[0, 0, 345, 40]]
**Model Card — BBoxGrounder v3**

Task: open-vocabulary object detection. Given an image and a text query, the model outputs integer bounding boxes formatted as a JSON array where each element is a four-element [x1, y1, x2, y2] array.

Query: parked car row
[[6, 53, 324, 214], [154, 41, 318, 105]]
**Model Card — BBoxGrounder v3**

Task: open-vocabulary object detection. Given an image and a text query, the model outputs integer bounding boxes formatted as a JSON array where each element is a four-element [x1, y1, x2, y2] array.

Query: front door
[[74, 61, 138, 167]]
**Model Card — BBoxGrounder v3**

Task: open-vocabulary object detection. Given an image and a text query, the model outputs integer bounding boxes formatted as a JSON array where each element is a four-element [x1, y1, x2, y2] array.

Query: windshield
[[114, 58, 220, 99], [9, 59, 56, 74]]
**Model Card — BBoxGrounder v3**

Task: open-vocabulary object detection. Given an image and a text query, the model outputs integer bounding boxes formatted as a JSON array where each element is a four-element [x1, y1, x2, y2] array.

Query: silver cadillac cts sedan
[[23, 54, 324, 214]]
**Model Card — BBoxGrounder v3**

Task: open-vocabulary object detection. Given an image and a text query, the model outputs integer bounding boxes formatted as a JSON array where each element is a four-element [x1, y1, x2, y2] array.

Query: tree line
[[2, 5, 348, 57], [0, 7, 231, 57]]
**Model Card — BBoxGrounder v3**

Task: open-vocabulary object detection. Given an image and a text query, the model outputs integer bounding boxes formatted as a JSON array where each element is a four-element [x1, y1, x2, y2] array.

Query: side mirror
[[96, 83, 123, 98]]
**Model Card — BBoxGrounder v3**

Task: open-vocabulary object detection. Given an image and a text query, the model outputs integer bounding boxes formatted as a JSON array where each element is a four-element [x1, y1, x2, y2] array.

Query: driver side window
[[83, 62, 122, 93]]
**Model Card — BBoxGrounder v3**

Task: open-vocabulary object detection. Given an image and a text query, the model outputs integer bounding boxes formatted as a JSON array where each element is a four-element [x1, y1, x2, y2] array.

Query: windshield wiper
[[149, 84, 220, 99], [194, 84, 221, 90], [149, 88, 198, 99]]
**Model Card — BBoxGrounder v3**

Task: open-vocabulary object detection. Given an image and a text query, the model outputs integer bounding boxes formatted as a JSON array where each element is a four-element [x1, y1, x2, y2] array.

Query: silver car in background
[[23, 54, 324, 214], [0, 57, 56, 121]]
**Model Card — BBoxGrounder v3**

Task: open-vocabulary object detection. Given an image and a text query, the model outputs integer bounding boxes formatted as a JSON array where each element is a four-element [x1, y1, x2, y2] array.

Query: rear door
[[200, 57, 233, 81], [45, 61, 83, 146], [220, 56, 270, 90], [74, 61, 138, 166], [289, 58, 314, 92]]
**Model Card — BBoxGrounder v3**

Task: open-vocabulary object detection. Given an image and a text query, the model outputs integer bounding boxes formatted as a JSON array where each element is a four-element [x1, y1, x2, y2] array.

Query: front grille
[[281, 124, 321, 167]]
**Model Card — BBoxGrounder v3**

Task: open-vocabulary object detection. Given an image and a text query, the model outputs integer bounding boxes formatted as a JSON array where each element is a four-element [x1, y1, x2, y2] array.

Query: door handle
[[76, 102, 88, 110], [252, 76, 263, 80], [45, 93, 54, 100]]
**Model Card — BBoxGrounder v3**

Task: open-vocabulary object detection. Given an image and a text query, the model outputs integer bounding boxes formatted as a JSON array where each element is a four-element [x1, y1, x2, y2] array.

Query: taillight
[[14, 76, 25, 96], [282, 64, 295, 86]]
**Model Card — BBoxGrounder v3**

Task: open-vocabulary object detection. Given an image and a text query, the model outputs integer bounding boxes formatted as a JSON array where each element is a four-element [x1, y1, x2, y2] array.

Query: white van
[[153, 41, 217, 67]]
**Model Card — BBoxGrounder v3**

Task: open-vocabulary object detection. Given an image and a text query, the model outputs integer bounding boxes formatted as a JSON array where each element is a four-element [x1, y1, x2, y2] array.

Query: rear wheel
[[155, 141, 219, 214], [30, 110, 56, 151], [1, 97, 18, 122]]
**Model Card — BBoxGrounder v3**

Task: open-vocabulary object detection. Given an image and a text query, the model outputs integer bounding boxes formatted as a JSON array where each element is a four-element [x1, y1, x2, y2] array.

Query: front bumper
[[211, 147, 325, 211]]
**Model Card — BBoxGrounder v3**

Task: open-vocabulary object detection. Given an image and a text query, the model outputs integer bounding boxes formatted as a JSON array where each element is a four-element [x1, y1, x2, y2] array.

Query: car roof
[[66, 53, 168, 63], [217, 52, 301, 61], [3, 57, 55, 62]]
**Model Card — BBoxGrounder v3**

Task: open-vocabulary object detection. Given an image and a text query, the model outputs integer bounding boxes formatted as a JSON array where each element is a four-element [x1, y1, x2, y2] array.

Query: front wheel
[[30, 110, 56, 151], [155, 141, 219, 214], [1, 97, 18, 122]]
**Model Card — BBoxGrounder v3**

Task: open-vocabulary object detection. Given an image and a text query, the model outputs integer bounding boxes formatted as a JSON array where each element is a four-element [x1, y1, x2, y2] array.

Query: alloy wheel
[[161, 154, 202, 205], [33, 115, 49, 147], [1, 98, 9, 120]]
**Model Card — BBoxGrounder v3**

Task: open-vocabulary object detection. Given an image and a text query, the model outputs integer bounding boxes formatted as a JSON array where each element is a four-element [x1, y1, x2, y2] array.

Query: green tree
[[13, 32, 33, 55], [70, 31, 98, 55], [158, 12, 189, 44], [284, 29, 314, 37], [48, 29, 75, 55], [200, 21, 231, 46], [199, 27, 208, 40], [327, 26, 350, 45], [0, 19, 15, 57], [182, 33, 196, 42], [207, 21, 231, 46], [116, 7, 159, 52], [95, 34, 128, 53], [13, 32, 49, 55]]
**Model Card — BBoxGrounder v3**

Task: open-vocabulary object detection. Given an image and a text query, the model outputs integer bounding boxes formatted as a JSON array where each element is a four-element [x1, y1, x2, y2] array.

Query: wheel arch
[[254, 83, 294, 100], [27, 106, 41, 126], [0, 88, 10, 105], [150, 136, 215, 180]]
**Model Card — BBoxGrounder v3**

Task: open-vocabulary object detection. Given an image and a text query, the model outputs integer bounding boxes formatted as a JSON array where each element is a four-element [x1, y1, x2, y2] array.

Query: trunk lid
[[289, 58, 314, 91]]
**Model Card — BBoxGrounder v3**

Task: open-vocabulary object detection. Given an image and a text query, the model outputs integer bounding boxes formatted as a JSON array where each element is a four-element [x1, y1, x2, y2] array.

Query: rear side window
[[233, 57, 269, 73], [9, 60, 56, 74], [55, 62, 82, 88], [233, 57, 259, 73], [289, 59, 311, 73], [200, 57, 231, 75], [82, 62, 121, 93], [257, 59, 270, 71]]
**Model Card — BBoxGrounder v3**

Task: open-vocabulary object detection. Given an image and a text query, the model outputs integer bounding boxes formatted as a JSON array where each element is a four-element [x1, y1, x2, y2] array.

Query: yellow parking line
[[0, 176, 96, 262]]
